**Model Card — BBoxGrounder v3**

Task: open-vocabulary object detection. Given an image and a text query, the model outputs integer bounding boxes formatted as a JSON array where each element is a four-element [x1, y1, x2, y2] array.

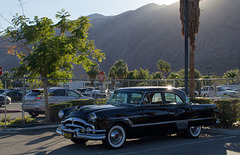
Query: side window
[[152, 93, 162, 104], [164, 93, 183, 104], [143, 93, 162, 105], [50, 89, 65, 96], [130, 93, 143, 104], [67, 90, 79, 97]]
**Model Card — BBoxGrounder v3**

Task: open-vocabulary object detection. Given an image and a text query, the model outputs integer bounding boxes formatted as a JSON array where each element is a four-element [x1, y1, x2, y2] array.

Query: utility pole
[[184, 0, 189, 95]]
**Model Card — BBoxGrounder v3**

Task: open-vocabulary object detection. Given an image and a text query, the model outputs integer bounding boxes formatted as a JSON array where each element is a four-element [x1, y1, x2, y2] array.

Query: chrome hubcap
[[190, 126, 201, 136], [110, 129, 123, 145]]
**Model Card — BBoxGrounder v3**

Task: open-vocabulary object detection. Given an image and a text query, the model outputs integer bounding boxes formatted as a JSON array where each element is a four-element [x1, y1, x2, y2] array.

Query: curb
[[0, 124, 58, 134], [203, 128, 240, 136], [0, 110, 22, 113]]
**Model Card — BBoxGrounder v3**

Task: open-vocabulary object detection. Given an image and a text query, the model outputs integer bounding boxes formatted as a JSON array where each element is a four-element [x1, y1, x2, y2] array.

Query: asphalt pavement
[[1, 124, 240, 136]]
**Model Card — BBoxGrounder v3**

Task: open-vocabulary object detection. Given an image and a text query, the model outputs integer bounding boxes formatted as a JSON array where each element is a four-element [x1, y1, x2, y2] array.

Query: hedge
[[190, 97, 212, 104], [213, 99, 240, 128]]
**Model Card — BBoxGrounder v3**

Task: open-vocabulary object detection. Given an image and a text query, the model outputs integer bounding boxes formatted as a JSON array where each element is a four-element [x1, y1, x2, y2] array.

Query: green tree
[[86, 63, 100, 86], [1, 71, 12, 89], [0, 80, 3, 89], [1, 10, 105, 121], [152, 72, 164, 79], [136, 68, 150, 79], [178, 69, 202, 79], [180, 0, 201, 97], [223, 69, 240, 84], [108, 59, 128, 79], [157, 60, 171, 79], [223, 69, 240, 79], [167, 72, 180, 79]]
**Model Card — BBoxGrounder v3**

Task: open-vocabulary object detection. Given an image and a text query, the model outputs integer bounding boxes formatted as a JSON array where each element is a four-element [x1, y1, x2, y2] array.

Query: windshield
[[107, 92, 144, 105]]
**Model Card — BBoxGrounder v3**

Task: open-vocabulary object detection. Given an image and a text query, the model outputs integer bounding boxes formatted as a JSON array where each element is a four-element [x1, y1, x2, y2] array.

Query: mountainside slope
[[89, 0, 240, 75], [0, 0, 239, 76]]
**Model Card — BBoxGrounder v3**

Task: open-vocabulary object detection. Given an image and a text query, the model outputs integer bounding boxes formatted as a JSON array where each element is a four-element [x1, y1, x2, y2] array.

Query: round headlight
[[58, 110, 64, 119], [88, 113, 97, 123]]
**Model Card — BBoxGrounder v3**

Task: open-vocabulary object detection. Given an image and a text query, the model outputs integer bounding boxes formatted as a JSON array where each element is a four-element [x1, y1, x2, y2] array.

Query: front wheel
[[186, 126, 202, 138], [103, 125, 126, 149]]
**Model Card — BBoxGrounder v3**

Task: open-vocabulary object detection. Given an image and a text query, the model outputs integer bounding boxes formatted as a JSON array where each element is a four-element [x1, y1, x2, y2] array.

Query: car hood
[[66, 104, 133, 120]]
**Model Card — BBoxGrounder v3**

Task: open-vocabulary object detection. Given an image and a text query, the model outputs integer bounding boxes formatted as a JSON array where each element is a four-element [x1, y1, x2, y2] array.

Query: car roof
[[116, 86, 181, 92]]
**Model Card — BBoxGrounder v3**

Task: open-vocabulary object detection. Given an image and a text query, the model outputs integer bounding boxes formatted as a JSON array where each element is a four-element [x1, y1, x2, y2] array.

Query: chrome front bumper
[[56, 117, 106, 140]]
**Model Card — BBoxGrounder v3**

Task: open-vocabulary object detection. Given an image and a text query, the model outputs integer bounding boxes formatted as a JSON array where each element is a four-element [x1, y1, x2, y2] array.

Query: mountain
[[0, 0, 239, 76]]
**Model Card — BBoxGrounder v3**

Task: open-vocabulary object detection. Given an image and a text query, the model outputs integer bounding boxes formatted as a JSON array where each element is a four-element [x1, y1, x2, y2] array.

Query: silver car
[[22, 87, 92, 117]]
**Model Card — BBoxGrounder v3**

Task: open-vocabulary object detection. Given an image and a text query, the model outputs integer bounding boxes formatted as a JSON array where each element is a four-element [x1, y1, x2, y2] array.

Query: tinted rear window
[[27, 91, 42, 96]]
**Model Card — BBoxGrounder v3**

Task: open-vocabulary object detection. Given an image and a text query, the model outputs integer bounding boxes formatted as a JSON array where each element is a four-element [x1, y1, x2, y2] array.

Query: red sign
[[0, 66, 2, 76], [98, 71, 105, 82]]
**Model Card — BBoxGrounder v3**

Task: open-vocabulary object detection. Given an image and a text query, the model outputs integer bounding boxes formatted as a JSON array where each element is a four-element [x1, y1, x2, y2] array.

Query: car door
[[48, 89, 67, 104], [66, 89, 81, 101], [140, 92, 170, 128], [162, 92, 191, 130]]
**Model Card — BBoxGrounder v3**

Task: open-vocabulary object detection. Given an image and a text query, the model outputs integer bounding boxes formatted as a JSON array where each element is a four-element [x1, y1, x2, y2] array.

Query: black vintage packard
[[56, 87, 219, 149]]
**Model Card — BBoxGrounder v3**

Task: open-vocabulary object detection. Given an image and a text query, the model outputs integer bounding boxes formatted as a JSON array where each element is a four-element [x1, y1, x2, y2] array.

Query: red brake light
[[36, 97, 42, 99]]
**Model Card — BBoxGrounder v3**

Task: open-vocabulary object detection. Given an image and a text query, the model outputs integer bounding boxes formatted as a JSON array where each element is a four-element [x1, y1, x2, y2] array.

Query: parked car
[[0, 95, 11, 106], [23, 88, 44, 101], [200, 86, 238, 97], [76, 88, 87, 94], [56, 86, 219, 149], [2, 90, 23, 101], [177, 87, 199, 96], [83, 87, 108, 98], [22, 87, 93, 117], [216, 86, 239, 97]]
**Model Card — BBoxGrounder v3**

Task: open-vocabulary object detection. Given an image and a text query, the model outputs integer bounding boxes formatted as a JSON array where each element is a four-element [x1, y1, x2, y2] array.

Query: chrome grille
[[62, 117, 95, 132]]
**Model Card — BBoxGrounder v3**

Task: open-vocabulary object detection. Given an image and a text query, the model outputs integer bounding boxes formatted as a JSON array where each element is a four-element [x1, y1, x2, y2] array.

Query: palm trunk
[[189, 38, 195, 97], [180, 0, 200, 97]]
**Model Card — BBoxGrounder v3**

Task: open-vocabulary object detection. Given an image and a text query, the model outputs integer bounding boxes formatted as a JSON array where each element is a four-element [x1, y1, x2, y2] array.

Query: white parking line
[[97, 136, 237, 155]]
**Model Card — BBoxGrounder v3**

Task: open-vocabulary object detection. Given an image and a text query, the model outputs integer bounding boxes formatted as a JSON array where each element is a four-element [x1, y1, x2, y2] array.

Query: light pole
[[184, 0, 189, 95]]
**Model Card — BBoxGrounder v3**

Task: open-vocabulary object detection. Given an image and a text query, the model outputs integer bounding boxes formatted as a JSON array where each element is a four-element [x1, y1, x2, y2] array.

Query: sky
[[0, 0, 179, 30]]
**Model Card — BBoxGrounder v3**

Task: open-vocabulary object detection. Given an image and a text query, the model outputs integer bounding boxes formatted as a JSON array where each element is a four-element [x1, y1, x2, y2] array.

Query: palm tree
[[86, 63, 100, 86], [180, 0, 201, 97], [157, 60, 171, 79], [112, 59, 128, 79]]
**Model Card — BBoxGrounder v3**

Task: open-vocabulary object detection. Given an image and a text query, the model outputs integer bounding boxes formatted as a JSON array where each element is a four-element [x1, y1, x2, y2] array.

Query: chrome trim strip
[[130, 117, 216, 127]]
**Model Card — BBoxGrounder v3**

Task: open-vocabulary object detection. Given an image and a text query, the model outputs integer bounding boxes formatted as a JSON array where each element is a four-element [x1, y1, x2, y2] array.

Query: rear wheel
[[186, 126, 202, 138], [103, 124, 126, 149], [28, 112, 39, 118]]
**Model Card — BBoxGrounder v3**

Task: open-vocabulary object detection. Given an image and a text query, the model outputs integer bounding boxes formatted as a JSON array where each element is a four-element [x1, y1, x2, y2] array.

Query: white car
[[216, 86, 239, 97], [83, 87, 109, 98], [22, 87, 93, 117], [200, 86, 239, 97]]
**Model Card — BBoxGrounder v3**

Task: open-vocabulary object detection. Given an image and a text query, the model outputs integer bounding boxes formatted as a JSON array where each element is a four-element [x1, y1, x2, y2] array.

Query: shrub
[[214, 99, 240, 128], [1, 115, 11, 123], [190, 97, 212, 104], [0, 116, 36, 126]]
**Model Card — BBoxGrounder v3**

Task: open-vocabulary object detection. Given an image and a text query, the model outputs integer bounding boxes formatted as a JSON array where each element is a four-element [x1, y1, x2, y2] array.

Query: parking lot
[[0, 127, 239, 155], [0, 101, 46, 122]]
